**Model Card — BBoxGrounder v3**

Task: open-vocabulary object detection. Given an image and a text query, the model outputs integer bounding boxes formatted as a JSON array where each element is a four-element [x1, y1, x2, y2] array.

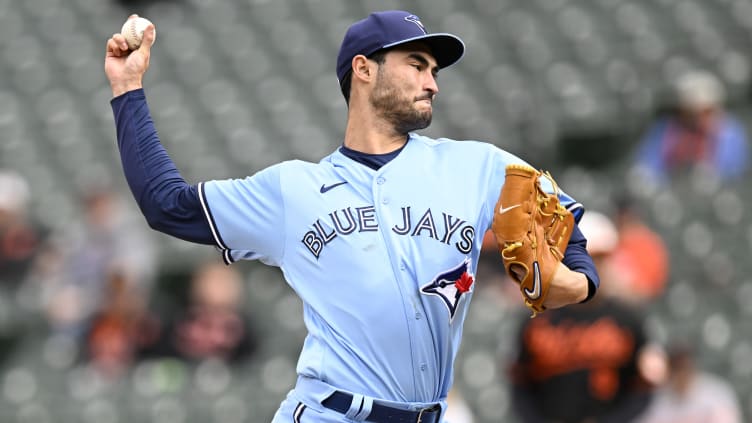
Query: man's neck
[[343, 109, 408, 154]]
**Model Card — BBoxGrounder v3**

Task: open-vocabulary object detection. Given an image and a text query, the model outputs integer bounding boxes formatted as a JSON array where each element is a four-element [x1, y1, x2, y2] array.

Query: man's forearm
[[111, 89, 214, 245]]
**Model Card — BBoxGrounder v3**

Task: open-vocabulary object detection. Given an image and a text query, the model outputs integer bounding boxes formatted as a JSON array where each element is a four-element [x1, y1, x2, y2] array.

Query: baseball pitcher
[[104, 10, 599, 423]]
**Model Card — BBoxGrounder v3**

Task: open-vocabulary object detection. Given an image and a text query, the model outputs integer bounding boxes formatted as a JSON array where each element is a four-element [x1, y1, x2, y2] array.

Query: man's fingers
[[138, 24, 156, 53], [106, 37, 126, 57], [112, 33, 130, 51]]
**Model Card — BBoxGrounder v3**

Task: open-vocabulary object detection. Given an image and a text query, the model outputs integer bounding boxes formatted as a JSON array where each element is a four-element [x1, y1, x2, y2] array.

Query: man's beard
[[369, 71, 433, 135]]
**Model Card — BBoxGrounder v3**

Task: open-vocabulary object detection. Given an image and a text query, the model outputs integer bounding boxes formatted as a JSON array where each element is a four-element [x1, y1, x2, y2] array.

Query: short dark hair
[[340, 49, 388, 104]]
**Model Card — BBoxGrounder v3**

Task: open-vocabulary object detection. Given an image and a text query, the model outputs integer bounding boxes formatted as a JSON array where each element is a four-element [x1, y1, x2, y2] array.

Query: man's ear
[[351, 55, 374, 83]]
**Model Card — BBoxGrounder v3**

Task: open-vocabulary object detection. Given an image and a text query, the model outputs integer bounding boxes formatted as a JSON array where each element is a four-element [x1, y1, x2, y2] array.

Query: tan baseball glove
[[492, 164, 574, 317]]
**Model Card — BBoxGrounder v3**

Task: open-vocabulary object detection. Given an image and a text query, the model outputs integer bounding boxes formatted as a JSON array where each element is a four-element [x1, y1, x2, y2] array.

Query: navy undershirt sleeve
[[111, 89, 214, 245], [563, 225, 600, 302]]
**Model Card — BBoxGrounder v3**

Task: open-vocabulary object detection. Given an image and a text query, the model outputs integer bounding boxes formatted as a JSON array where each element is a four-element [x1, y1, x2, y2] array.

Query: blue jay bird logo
[[421, 259, 475, 320], [404, 15, 427, 34]]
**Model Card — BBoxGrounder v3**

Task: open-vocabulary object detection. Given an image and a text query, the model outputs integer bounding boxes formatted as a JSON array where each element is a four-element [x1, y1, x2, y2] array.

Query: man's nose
[[424, 74, 438, 95]]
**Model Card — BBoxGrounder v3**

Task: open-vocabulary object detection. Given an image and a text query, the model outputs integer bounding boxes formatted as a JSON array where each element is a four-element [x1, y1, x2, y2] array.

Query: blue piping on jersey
[[198, 182, 235, 264]]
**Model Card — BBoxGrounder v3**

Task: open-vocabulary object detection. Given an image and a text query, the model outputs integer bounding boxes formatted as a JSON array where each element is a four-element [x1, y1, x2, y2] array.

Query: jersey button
[[382, 198, 389, 205], [415, 312, 421, 320], [376, 177, 385, 185], [420, 364, 427, 371]]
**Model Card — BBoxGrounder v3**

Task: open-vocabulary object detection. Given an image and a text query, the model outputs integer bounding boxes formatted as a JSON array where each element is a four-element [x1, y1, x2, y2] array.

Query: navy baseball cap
[[336, 10, 465, 84]]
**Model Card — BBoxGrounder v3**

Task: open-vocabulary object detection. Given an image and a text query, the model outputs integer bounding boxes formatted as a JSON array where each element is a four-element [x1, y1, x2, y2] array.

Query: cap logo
[[404, 15, 427, 34]]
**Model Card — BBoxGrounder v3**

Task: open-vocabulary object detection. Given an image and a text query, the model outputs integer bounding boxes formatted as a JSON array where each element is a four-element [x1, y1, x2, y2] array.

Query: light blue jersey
[[198, 134, 581, 412]]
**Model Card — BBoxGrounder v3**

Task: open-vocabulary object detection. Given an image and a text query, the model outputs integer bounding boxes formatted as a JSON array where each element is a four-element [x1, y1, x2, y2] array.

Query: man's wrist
[[572, 271, 589, 303], [111, 82, 143, 98], [544, 264, 589, 308]]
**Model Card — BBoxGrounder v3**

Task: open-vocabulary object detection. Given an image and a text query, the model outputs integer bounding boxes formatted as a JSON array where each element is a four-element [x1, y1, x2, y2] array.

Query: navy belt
[[322, 391, 441, 423]]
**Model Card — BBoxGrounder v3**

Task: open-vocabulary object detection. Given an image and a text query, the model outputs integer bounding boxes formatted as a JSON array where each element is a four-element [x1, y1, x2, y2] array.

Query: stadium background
[[1, 0, 751, 421]]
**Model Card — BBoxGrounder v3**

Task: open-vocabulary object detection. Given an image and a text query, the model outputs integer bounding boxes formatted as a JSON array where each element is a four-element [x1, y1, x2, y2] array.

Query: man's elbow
[[141, 204, 215, 245], [143, 209, 172, 233]]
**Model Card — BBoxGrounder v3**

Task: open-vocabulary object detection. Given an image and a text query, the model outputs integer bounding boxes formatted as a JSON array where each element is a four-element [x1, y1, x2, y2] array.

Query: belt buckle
[[416, 404, 440, 423]]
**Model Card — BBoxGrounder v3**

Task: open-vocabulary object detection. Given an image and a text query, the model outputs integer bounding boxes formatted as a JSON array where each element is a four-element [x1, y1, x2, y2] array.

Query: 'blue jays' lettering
[[301, 206, 475, 258]]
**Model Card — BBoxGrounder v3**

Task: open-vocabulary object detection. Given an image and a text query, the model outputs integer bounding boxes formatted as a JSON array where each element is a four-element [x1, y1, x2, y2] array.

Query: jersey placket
[[369, 168, 438, 399]]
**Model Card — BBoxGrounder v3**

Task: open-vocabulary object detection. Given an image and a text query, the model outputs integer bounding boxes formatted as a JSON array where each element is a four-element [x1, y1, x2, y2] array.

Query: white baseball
[[120, 17, 155, 50]]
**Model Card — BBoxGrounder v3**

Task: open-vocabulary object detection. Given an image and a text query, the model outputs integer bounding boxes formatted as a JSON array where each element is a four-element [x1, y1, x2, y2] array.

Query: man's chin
[[396, 116, 432, 134]]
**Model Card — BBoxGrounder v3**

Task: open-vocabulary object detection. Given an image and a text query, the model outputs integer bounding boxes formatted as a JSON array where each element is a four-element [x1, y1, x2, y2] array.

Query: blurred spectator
[[145, 259, 258, 364], [633, 70, 749, 184], [0, 170, 47, 366], [508, 211, 662, 423], [0, 170, 45, 288], [83, 270, 160, 378], [606, 196, 669, 304], [27, 185, 158, 343], [637, 343, 743, 423]]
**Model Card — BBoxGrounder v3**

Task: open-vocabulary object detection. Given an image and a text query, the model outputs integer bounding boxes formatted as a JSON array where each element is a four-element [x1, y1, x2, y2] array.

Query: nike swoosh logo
[[524, 261, 542, 300], [498, 204, 520, 214], [320, 181, 348, 193]]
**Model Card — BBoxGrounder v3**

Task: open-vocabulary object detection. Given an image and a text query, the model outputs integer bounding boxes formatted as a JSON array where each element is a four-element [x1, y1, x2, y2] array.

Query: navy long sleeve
[[111, 89, 214, 245], [563, 225, 600, 302]]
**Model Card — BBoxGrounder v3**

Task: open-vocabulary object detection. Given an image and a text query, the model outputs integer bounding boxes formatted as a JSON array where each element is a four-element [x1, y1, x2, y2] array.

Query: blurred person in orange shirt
[[83, 270, 160, 378], [508, 211, 664, 423], [606, 197, 669, 304]]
